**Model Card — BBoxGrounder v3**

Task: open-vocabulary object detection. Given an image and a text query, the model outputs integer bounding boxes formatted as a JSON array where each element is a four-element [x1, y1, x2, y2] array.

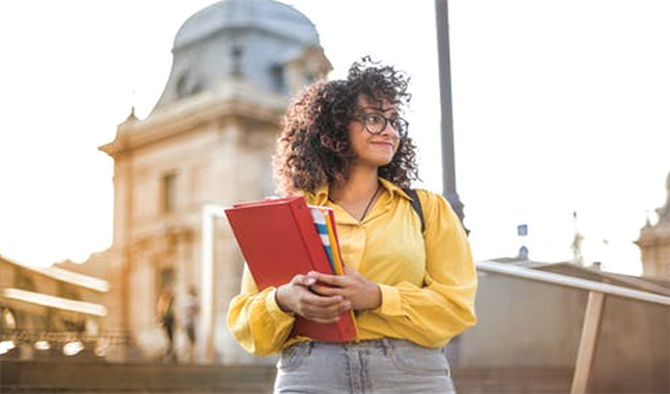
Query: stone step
[[0, 386, 272, 394], [1, 360, 573, 393], [1, 360, 276, 393], [453, 366, 573, 394]]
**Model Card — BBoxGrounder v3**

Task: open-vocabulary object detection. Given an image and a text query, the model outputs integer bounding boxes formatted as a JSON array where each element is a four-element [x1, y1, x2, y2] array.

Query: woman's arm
[[373, 190, 477, 346], [309, 190, 477, 348]]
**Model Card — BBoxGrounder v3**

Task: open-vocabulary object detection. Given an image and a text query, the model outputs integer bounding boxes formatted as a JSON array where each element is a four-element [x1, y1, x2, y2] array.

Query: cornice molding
[[99, 78, 287, 157]]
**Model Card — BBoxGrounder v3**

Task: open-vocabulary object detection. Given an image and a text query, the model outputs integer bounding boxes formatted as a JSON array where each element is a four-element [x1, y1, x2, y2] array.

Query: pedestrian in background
[[184, 285, 199, 363], [156, 288, 176, 361]]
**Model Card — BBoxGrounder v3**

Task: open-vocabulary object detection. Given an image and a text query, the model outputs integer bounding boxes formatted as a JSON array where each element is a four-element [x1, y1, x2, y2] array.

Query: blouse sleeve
[[373, 190, 477, 348], [226, 265, 296, 356]]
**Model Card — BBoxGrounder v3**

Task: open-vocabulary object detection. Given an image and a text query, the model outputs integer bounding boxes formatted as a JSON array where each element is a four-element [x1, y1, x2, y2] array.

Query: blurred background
[[1, 0, 668, 393]]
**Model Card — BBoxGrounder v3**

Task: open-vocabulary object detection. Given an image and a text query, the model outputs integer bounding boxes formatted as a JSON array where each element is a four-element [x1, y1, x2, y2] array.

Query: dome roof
[[151, 0, 329, 112], [174, 0, 320, 49]]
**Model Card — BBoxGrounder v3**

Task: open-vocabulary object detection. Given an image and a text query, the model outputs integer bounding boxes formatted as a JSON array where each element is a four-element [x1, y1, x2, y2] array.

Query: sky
[[1, 0, 669, 276]]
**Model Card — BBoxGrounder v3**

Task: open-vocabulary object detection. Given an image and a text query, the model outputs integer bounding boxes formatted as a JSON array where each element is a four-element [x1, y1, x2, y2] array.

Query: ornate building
[[636, 171, 670, 280], [97, 0, 331, 363], [0, 254, 109, 360]]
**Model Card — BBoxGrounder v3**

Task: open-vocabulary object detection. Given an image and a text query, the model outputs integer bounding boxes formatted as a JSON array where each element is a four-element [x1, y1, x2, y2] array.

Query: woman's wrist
[[275, 285, 292, 313], [363, 282, 382, 310]]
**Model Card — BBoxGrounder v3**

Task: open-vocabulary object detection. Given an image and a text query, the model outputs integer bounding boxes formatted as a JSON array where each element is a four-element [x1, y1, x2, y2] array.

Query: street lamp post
[[435, 0, 467, 232]]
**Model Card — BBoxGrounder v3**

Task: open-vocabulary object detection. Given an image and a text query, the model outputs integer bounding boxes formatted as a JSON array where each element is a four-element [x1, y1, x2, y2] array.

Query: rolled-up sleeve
[[372, 191, 477, 348]]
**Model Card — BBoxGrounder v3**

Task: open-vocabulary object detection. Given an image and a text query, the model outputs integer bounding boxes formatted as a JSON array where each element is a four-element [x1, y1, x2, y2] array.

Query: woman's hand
[[307, 267, 381, 311], [275, 274, 351, 324]]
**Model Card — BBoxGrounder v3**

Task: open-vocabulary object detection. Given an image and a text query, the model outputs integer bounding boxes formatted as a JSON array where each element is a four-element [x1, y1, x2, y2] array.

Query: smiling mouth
[[372, 143, 394, 151], [371, 140, 394, 146]]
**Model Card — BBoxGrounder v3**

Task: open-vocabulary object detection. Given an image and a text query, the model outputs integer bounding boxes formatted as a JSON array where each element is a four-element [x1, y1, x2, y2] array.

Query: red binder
[[224, 196, 357, 342]]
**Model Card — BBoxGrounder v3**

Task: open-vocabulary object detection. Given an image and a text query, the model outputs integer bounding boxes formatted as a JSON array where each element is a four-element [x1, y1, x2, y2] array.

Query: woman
[[156, 288, 176, 360], [184, 286, 199, 362], [227, 58, 477, 393]]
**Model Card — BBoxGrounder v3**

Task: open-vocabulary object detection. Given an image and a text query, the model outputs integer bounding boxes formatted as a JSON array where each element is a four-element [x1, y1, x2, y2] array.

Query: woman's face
[[348, 95, 401, 169]]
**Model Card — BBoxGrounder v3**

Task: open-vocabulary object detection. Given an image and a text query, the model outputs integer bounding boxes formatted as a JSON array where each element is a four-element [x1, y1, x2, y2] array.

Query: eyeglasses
[[354, 112, 409, 138]]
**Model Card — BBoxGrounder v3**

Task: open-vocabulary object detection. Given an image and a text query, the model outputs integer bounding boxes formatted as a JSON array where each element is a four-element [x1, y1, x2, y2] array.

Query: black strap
[[403, 188, 425, 234]]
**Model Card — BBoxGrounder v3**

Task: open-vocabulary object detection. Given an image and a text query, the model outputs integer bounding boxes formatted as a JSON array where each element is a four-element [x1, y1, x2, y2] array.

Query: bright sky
[[1, 0, 669, 276]]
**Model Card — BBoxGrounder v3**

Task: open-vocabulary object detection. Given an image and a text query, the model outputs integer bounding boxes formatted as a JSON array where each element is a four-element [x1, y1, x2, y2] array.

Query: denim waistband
[[295, 338, 440, 354]]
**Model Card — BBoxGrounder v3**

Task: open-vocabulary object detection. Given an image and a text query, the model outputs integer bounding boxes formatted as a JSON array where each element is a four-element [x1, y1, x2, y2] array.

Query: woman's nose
[[381, 121, 400, 138]]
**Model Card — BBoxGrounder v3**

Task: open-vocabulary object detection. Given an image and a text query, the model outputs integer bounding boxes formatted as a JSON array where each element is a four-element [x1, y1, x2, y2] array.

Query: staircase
[[1, 360, 276, 393], [453, 366, 573, 394], [1, 360, 572, 393]]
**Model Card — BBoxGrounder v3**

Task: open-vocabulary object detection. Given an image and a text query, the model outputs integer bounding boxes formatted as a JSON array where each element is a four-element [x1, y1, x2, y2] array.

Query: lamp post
[[435, 0, 467, 232]]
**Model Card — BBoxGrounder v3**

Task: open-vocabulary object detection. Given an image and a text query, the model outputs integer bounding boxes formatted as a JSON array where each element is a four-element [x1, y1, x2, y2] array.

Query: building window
[[15, 271, 36, 291], [176, 74, 188, 99], [162, 173, 177, 214], [271, 64, 286, 94], [159, 267, 175, 291], [231, 46, 243, 77]]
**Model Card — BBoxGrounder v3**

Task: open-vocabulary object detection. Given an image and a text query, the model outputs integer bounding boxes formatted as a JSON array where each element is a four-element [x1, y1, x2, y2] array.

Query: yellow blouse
[[226, 178, 477, 356]]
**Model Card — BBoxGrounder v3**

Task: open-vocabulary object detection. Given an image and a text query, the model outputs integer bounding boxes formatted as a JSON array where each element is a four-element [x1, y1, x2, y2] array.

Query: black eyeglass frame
[[354, 112, 409, 138]]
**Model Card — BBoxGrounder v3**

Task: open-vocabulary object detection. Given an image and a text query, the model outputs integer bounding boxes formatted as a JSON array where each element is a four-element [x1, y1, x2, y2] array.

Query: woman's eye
[[365, 114, 383, 124]]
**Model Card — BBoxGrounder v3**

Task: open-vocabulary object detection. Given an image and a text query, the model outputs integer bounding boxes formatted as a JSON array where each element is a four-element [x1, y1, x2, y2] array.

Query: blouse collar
[[304, 177, 413, 206]]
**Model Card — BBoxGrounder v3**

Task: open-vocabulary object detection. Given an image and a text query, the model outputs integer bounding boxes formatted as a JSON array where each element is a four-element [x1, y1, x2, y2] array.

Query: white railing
[[2, 288, 107, 316], [200, 204, 227, 363], [477, 260, 670, 394]]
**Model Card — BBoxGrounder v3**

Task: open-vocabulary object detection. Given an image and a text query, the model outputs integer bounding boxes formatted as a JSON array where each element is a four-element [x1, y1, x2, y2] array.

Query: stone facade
[[97, 0, 331, 363]]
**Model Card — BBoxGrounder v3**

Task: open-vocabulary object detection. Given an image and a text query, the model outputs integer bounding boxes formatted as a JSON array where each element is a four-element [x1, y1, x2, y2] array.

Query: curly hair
[[273, 57, 420, 195]]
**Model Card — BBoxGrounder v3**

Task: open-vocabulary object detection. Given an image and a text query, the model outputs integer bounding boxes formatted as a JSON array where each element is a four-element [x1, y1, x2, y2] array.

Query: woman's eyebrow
[[360, 105, 398, 114]]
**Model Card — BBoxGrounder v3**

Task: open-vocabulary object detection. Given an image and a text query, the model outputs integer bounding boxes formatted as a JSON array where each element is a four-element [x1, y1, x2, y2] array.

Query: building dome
[[174, 0, 319, 49], [152, 0, 329, 112]]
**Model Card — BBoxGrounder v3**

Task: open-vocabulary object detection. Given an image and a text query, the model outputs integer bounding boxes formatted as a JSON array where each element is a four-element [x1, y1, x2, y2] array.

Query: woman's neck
[[329, 167, 379, 205]]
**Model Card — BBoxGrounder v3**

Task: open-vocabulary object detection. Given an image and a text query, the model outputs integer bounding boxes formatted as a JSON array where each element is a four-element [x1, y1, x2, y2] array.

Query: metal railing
[[477, 260, 670, 394]]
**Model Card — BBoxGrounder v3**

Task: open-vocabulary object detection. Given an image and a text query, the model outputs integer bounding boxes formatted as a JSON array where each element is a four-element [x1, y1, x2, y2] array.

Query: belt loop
[[441, 345, 452, 378], [381, 338, 391, 356], [306, 341, 314, 356]]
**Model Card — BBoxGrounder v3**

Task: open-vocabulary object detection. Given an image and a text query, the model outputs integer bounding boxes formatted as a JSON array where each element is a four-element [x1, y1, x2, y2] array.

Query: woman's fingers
[[301, 304, 350, 323], [290, 274, 317, 287], [277, 272, 356, 322], [306, 268, 381, 311], [297, 289, 350, 321], [306, 271, 347, 286], [308, 284, 340, 297]]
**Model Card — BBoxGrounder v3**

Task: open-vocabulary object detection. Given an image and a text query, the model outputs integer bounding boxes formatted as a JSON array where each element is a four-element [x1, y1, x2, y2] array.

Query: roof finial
[[124, 105, 138, 123], [571, 211, 584, 266]]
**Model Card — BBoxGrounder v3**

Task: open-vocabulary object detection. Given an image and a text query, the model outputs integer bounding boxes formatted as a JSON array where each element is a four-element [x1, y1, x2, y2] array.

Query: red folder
[[224, 196, 357, 342]]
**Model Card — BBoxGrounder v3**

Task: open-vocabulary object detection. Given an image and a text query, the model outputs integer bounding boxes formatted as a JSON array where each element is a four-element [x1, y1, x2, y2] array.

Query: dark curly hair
[[273, 58, 420, 195]]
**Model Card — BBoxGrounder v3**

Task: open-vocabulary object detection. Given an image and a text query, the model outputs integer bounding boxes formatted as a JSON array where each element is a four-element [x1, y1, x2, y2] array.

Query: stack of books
[[224, 196, 357, 342]]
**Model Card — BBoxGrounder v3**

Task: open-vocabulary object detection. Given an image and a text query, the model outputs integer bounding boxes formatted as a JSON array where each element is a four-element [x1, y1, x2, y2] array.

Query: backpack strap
[[403, 188, 425, 234]]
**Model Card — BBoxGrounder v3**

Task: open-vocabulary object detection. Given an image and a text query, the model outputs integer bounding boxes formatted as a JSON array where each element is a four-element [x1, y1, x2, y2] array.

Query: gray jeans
[[274, 338, 456, 394]]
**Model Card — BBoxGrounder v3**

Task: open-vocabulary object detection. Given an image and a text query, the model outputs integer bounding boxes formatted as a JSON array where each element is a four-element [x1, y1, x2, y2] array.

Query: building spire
[[571, 211, 584, 266], [658, 170, 670, 225], [124, 106, 138, 123]]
